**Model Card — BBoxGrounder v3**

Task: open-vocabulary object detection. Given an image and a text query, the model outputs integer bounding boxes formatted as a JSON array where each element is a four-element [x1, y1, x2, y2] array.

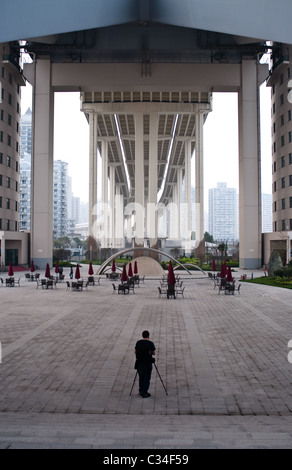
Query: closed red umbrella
[[75, 264, 81, 279], [227, 266, 233, 282], [134, 260, 138, 274], [168, 260, 176, 285], [8, 262, 14, 277], [88, 261, 94, 275], [121, 264, 128, 282], [30, 260, 35, 273], [128, 262, 133, 277], [212, 259, 216, 271], [55, 261, 59, 274], [111, 259, 116, 272], [45, 263, 51, 278], [220, 263, 225, 278]]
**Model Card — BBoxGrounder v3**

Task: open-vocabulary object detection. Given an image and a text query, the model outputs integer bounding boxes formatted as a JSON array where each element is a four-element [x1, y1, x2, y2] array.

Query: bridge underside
[[5, 9, 274, 269]]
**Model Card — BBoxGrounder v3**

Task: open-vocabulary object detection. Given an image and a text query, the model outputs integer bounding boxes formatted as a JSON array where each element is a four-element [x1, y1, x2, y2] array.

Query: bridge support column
[[31, 59, 54, 269], [134, 113, 144, 246], [184, 140, 192, 254], [195, 112, 204, 246], [238, 60, 261, 269], [89, 112, 98, 238], [101, 139, 109, 248], [147, 112, 158, 248]]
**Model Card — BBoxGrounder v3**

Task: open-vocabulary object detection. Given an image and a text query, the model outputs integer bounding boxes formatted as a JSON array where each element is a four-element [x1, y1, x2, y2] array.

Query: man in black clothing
[[134, 331, 156, 398]]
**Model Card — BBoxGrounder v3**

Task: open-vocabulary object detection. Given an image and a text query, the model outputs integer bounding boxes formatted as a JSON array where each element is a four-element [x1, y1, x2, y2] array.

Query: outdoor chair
[[176, 286, 185, 297], [112, 283, 116, 293], [66, 281, 71, 290], [25, 273, 31, 280], [218, 278, 227, 294]]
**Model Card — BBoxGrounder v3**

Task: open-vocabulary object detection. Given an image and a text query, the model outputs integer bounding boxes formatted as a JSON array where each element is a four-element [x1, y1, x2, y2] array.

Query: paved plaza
[[0, 266, 292, 449]]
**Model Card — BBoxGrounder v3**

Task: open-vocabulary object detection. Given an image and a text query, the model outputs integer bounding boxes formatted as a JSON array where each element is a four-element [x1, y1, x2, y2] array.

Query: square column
[[238, 60, 261, 269], [31, 60, 54, 269], [195, 112, 204, 244], [134, 113, 144, 245], [147, 112, 158, 247], [89, 112, 98, 237]]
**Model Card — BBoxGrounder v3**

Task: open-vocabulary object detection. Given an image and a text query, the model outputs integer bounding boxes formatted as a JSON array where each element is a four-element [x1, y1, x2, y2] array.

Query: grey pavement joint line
[[3, 310, 71, 359], [183, 301, 227, 404]]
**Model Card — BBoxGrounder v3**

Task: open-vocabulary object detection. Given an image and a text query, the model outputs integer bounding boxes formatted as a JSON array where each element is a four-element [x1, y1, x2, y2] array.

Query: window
[[0, 131, 3, 142], [274, 161, 277, 172], [0, 219, 2, 230], [290, 175, 292, 186], [275, 221, 277, 231], [7, 135, 11, 146], [282, 177, 286, 188], [0, 152, 2, 164], [6, 219, 10, 231], [281, 156, 285, 167], [290, 153, 292, 164], [289, 110, 292, 121], [7, 156, 11, 167], [274, 181, 277, 192], [290, 197, 292, 208], [0, 110, 3, 121], [8, 93, 12, 105], [290, 219, 292, 231], [280, 94, 284, 105], [282, 198, 286, 210], [0, 196, 2, 207], [281, 135, 285, 147], [289, 131, 292, 143], [0, 175, 2, 185], [282, 220, 286, 231], [281, 114, 285, 126], [6, 198, 10, 209], [274, 201, 277, 211], [7, 177, 10, 188]]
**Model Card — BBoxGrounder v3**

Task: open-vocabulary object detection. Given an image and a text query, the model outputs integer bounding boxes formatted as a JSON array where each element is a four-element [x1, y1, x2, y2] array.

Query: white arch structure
[[96, 247, 195, 275]]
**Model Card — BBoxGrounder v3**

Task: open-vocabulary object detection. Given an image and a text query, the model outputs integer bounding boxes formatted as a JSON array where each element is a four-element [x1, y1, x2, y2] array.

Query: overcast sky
[[21, 85, 272, 204]]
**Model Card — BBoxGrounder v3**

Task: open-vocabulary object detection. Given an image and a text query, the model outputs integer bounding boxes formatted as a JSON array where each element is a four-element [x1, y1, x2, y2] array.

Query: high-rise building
[[208, 182, 238, 243], [19, 107, 32, 230], [262, 193, 272, 233], [0, 43, 28, 267], [268, 44, 292, 233], [53, 160, 69, 239]]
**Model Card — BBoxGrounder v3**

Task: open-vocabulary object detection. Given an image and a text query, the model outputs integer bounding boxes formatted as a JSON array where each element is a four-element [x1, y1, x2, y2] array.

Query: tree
[[204, 231, 214, 243], [54, 236, 71, 249]]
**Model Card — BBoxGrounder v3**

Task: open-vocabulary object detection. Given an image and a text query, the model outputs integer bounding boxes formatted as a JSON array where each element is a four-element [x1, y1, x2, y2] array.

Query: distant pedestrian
[[134, 331, 156, 398], [69, 267, 73, 279]]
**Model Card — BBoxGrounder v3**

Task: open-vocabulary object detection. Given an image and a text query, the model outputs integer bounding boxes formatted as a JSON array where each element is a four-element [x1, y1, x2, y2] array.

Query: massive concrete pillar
[[101, 139, 108, 248], [238, 60, 261, 269], [109, 164, 115, 247], [88, 112, 97, 237], [147, 112, 158, 247], [31, 60, 54, 269], [134, 113, 144, 245], [184, 140, 192, 254], [195, 112, 204, 245]]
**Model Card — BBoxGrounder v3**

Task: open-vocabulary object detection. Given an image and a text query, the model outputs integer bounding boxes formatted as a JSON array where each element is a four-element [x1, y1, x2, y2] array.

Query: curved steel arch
[[173, 263, 206, 275], [96, 247, 192, 275]]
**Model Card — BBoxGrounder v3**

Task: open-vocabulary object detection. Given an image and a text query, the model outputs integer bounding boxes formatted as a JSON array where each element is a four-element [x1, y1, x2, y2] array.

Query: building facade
[[19, 107, 32, 231], [265, 43, 292, 263], [53, 160, 69, 239], [0, 42, 28, 267], [208, 182, 238, 243]]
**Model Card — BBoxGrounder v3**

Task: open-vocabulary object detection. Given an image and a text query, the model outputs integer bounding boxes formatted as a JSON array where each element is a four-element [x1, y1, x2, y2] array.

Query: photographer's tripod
[[129, 363, 168, 396]]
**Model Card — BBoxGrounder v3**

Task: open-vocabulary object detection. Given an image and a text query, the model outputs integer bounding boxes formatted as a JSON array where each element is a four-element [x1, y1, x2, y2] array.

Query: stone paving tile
[[0, 268, 292, 448]]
